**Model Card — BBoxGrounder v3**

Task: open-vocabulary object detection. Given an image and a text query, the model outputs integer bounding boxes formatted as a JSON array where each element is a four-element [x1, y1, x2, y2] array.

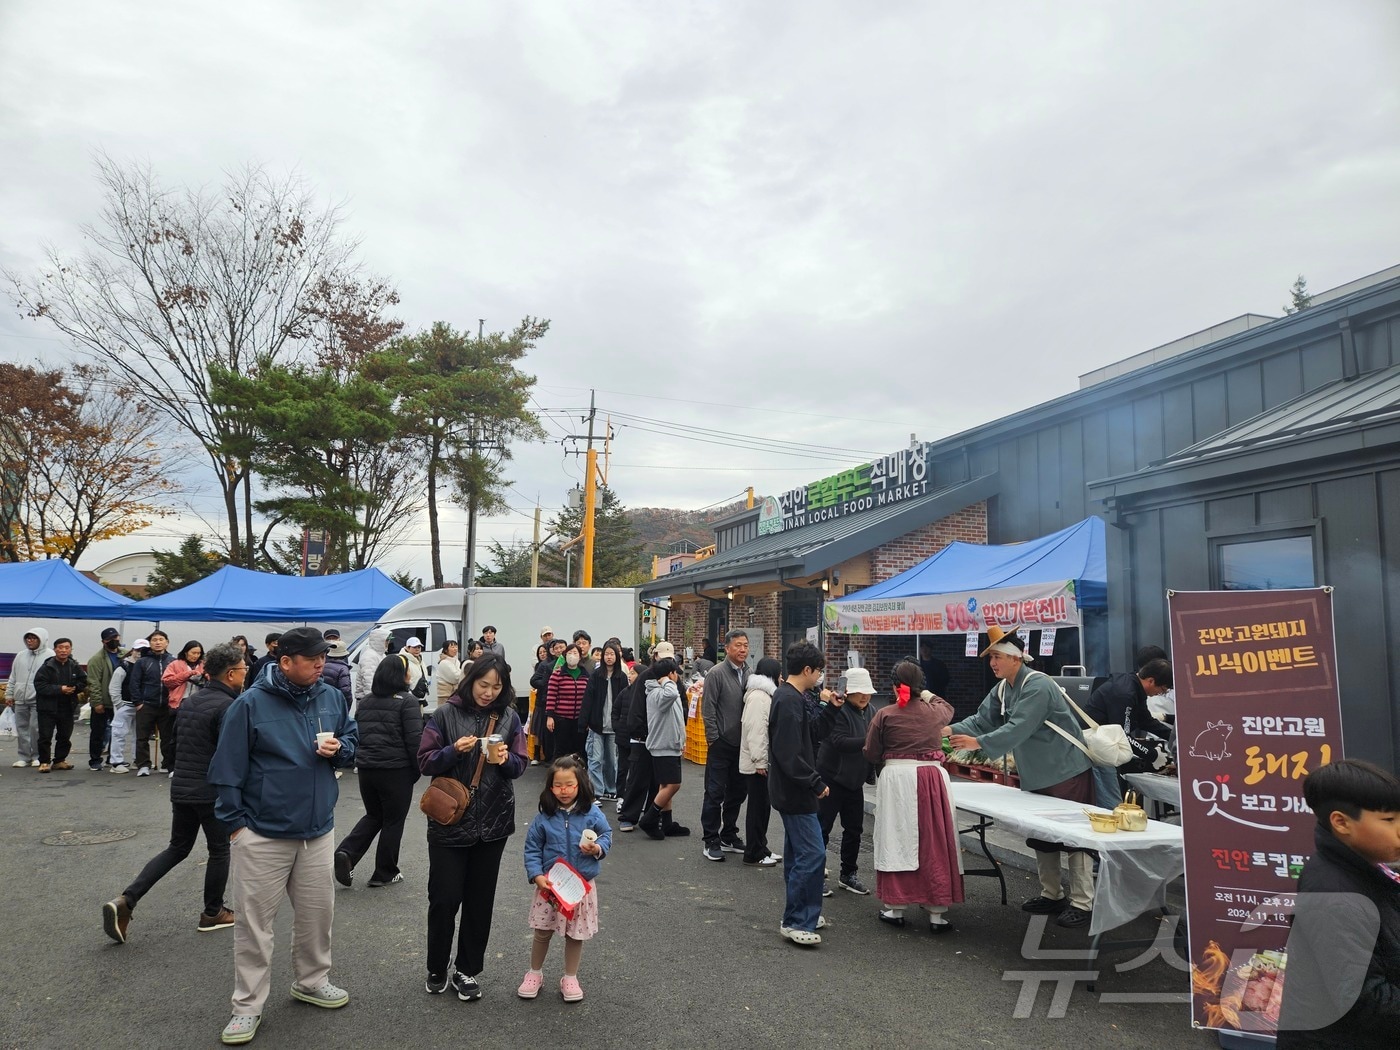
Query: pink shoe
[[516, 970, 544, 999], [559, 975, 583, 1002]]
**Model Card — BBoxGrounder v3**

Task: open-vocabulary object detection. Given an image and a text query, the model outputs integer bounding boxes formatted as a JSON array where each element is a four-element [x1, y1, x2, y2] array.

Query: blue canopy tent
[[0, 559, 135, 618], [823, 517, 1107, 666], [126, 566, 412, 623]]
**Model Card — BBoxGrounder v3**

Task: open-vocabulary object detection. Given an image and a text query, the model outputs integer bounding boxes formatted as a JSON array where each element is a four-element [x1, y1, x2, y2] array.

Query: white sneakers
[[136, 767, 151, 777], [111, 764, 130, 774], [11, 760, 27, 768]]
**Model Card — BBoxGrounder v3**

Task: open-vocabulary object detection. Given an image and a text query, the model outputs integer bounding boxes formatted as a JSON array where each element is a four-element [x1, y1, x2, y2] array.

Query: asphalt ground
[[0, 733, 1215, 1050]]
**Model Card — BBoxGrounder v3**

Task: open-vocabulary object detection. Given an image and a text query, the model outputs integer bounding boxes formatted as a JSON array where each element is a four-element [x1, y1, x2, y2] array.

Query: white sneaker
[[136, 766, 151, 777], [168, 770, 174, 778], [11, 760, 27, 768], [30, 759, 41, 767], [110, 764, 130, 774]]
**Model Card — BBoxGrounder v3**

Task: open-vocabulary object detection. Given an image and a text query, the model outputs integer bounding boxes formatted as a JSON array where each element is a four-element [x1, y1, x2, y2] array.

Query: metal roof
[[1089, 364, 1400, 502], [1161, 365, 1400, 463], [637, 472, 998, 599]]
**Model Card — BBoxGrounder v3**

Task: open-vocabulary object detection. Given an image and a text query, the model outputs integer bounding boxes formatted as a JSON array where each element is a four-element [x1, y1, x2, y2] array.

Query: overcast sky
[[2, 0, 1398, 585]]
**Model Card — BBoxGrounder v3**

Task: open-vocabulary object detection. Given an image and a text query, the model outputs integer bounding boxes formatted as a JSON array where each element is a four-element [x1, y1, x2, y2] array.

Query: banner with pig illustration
[[1168, 588, 1343, 1034]]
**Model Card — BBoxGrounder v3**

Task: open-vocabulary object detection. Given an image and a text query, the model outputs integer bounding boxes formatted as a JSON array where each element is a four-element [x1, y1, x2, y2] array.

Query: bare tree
[[0, 363, 176, 563], [6, 156, 393, 566]]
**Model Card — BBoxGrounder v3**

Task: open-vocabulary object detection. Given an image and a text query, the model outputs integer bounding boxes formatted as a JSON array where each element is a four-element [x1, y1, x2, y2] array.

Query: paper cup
[[580, 829, 598, 848], [315, 731, 335, 749]]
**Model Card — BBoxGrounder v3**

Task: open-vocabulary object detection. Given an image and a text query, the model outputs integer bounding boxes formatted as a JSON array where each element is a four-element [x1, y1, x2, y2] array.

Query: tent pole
[[1077, 610, 1086, 672]]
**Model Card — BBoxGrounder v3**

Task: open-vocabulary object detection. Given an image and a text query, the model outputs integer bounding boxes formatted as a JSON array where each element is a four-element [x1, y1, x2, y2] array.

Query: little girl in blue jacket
[[520, 755, 612, 1003]]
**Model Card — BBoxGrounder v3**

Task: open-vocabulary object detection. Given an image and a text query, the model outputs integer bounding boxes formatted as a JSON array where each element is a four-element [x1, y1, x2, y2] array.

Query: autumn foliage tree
[[0, 362, 174, 563], [5, 157, 399, 567]]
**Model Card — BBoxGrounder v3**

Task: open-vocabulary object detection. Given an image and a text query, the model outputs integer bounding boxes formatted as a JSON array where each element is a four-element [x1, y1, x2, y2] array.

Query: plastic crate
[[946, 760, 1020, 788]]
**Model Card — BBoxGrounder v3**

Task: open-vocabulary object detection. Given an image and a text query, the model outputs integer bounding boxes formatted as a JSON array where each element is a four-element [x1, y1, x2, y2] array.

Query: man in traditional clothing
[[946, 626, 1096, 928]]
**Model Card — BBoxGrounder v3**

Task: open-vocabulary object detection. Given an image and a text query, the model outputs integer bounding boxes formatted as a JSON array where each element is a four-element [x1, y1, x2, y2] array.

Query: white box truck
[[352, 587, 638, 697]]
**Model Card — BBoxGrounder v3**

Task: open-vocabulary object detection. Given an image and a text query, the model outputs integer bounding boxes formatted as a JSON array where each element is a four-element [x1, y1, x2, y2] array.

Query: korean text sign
[[1168, 588, 1342, 1034]]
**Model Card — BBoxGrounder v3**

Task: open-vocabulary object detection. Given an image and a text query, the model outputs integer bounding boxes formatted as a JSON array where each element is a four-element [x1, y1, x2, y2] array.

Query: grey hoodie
[[8, 626, 52, 706], [644, 677, 684, 757], [355, 627, 389, 702]]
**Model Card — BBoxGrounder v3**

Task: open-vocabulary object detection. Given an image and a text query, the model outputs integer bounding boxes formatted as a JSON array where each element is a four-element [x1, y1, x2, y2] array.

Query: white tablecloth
[[949, 780, 1184, 936], [1122, 772, 1182, 809]]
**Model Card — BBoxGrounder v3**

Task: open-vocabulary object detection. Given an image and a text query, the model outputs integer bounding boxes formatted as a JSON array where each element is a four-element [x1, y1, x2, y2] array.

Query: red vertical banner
[[1169, 588, 1343, 1035]]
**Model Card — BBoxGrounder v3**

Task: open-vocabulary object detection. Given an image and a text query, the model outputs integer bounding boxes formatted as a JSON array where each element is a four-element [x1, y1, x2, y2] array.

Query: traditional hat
[[979, 625, 1031, 662]]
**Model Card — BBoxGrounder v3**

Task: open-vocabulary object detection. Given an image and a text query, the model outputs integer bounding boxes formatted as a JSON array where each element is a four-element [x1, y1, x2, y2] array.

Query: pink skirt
[[528, 884, 599, 940]]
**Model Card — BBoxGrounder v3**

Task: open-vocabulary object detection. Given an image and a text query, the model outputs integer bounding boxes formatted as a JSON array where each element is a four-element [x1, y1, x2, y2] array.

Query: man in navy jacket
[[208, 627, 358, 1046]]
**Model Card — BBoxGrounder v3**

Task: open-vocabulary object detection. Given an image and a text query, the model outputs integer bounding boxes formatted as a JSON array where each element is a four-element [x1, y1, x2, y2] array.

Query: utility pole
[[530, 505, 542, 587], [563, 389, 610, 589], [582, 390, 598, 588]]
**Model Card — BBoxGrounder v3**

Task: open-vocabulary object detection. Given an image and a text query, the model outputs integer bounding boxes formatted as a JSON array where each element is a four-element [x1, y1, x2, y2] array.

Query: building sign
[[758, 441, 936, 536], [823, 581, 1079, 634], [1169, 588, 1342, 1036]]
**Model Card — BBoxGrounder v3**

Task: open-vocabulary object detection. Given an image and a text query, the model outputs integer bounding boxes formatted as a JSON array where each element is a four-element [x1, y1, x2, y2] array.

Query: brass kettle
[[1113, 790, 1149, 832]]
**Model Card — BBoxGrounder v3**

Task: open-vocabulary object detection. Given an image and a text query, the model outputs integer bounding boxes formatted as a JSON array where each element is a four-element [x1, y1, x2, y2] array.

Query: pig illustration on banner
[[1190, 721, 1234, 761]]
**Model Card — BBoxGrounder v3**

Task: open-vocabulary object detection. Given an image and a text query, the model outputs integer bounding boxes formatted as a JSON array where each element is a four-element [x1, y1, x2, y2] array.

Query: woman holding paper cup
[[417, 653, 527, 1002], [519, 755, 611, 1003]]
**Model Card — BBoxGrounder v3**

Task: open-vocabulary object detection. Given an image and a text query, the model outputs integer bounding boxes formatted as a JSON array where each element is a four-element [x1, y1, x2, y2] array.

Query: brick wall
[[825, 501, 991, 717], [665, 599, 708, 659]]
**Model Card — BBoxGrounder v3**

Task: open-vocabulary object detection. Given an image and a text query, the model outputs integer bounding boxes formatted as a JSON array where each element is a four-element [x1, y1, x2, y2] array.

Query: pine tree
[[1284, 274, 1313, 314], [537, 487, 645, 587], [147, 535, 225, 596]]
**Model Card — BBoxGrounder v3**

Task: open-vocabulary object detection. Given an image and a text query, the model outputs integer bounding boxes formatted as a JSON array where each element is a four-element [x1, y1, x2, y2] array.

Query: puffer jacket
[[321, 656, 353, 709], [170, 681, 238, 804], [355, 628, 389, 701], [817, 699, 875, 791], [738, 675, 777, 775], [579, 664, 628, 734], [354, 688, 423, 770], [34, 654, 87, 715], [7, 626, 52, 705], [417, 693, 527, 847], [130, 651, 174, 707], [644, 678, 684, 757], [523, 803, 613, 882]]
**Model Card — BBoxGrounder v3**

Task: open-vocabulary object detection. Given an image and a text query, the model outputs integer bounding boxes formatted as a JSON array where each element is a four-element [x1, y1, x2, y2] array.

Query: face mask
[[815, 673, 825, 687], [566, 653, 580, 669], [105, 639, 120, 650]]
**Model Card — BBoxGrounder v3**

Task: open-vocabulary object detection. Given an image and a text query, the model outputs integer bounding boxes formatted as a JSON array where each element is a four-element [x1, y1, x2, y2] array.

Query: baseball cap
[[100, 627, 120, 641], [651, 641, 676, 660], [277, 627, 332, 659]]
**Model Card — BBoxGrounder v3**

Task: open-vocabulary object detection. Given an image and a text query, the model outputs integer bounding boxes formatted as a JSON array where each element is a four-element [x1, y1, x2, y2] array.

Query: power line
[[607, 408, 882, 457], [610, 419, 861, 462]]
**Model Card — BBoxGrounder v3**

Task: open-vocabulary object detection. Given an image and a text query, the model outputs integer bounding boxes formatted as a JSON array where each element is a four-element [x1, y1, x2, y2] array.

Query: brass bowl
[[1086, 811, 1119, 833]]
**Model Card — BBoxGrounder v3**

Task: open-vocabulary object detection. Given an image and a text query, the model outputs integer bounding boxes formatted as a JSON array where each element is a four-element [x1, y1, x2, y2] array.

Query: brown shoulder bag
[[419, 714, 499, 826]]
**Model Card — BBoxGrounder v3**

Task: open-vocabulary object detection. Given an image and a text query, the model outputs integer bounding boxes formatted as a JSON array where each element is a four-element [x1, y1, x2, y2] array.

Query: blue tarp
[[0, 559, 135, 618], [126, 566, 412, 622], [834, 517, 1107, 610]]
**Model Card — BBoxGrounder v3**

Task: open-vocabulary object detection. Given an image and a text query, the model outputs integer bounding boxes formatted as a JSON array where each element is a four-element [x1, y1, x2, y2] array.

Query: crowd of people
[[6, 617, 1397, 1048]]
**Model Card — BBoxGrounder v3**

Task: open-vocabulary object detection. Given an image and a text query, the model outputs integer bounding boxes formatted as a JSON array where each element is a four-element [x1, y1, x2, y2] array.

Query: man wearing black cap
[[85, 628, 124, 770], [208, 627, 358, 1045]]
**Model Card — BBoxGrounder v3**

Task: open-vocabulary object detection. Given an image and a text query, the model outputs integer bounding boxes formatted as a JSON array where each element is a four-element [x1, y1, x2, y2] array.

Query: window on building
[[1213, 531, 1317, 591]]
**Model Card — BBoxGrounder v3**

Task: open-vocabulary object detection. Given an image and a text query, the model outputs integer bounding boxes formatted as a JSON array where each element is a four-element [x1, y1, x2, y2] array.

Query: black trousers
[[135, 705, 175, 771], [818, 782, 866, 878], [426, 837, 509, 979], [550, 719, 584, 761], [124, 800, 231, 915], [615, 739, 632, 800], [743, 772, 774, 863], [339, 767, 417, 882], [37, 708, 75, 765], [700, 739, 747, 847], [619, 742, 657, 824], [88, 706, 112, 766]]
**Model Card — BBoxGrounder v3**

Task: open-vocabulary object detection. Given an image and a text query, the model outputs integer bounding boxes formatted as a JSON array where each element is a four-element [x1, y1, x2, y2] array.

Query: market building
[[640, 265, 1400, 767]]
